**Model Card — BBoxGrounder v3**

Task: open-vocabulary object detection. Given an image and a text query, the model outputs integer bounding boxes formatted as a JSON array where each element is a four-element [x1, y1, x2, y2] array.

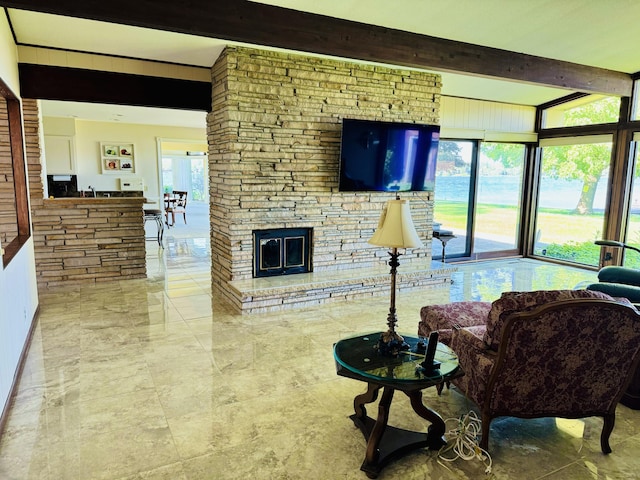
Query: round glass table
[[334, 332, 463, 478]]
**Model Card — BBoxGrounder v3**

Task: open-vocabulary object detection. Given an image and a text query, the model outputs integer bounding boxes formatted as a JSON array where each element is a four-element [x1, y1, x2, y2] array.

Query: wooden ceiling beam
[[18, 64, 212, 111], [1, 0, 633, 97]]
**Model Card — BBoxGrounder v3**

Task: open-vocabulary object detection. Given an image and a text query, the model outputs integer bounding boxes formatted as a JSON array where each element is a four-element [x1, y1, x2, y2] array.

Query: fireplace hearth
[[253, 228, 312, 278]]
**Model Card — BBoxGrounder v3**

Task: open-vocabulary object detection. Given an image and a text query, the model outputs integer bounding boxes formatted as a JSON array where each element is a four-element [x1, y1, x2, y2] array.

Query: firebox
[[253, 228, 312, 278]]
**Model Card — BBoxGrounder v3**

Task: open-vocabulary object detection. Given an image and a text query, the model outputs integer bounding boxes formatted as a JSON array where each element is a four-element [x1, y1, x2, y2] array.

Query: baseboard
[[0, 305, 40, 437]]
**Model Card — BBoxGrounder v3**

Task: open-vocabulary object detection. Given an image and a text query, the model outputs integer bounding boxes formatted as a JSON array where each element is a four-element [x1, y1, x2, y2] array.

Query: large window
[[533, 136, 612, 267], [433, 140, 525, 260], [542, 95, 621, 129], [162, 154, 208, 202]]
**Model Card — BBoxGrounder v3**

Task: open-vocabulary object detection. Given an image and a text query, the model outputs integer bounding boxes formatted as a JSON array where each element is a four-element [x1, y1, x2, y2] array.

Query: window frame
[[0, 77, 31, 267]]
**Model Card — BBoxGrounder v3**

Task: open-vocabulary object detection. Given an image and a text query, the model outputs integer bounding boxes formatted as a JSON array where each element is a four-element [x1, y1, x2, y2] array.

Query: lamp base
[[376, 329, 410, 357]]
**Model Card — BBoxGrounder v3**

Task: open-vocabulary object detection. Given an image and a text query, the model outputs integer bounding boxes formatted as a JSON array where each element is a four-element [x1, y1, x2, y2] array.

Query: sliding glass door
[[433, 140, 474, 258], [474, 143, 525, 253], [433, 140, 525, 260]]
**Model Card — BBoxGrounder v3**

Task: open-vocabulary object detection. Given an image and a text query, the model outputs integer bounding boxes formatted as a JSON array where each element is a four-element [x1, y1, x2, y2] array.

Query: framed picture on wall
[[119, 145, 133, 156], [104, 158, 119, 171], [103, 145, 119, 156], [100, 142, 135, 173]]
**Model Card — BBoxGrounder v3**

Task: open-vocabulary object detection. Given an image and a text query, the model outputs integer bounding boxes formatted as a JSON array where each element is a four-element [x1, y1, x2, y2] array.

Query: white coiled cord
[[438, 411, 492, 474]]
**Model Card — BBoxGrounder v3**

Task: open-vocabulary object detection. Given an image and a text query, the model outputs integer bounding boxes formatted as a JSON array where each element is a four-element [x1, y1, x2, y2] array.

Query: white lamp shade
[[369, 199, 424, 249]]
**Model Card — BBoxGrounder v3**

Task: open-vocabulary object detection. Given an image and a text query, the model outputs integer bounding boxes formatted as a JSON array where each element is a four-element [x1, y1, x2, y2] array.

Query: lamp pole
[[377, 247, 409, 355], [385, 248, 400, 335]]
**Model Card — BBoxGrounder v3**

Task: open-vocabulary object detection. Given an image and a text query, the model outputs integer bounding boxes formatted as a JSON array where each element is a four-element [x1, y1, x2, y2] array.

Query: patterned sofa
[[418, 289, 640, 452]]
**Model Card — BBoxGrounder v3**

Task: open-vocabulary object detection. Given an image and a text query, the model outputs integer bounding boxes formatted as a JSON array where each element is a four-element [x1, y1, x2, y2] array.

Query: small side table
[[334, 333, 463, 478], [433, 229, 456, 262]]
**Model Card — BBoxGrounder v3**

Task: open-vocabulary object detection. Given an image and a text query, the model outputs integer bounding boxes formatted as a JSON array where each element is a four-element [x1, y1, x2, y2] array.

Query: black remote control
[[421, 331, 440, 372]]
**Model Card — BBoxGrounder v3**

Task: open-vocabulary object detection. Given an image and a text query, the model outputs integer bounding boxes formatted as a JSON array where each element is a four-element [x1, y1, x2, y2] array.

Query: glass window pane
[[433, 140, 473, 259], [624, 141, 640, 268], [475, 143, 525, 253], [542, 95, 620, 129], [533, 139, 612, 266], [632, 80, 640, 121]]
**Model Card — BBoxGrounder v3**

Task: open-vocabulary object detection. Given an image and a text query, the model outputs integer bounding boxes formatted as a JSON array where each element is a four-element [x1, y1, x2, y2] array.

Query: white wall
[[43, 117, 206, 207], [0, 15, 40, 420], [440, 96, 537, 142]]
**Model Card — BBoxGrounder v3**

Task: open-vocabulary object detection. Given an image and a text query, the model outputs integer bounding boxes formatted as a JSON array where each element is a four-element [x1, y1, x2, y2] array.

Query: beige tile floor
[[1, 225, 639, 479]]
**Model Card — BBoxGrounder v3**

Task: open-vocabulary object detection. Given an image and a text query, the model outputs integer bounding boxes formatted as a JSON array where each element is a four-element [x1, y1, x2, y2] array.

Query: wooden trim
[[18, 64, 212, 112], [0, 305, 40, 438], [7, 99, 29, 237], [3, 0, 633, 96], [0, 77, 30, 267], [602, 128, 635, 267], [538, 124, 619, 139], [537, 93, 590, 112]]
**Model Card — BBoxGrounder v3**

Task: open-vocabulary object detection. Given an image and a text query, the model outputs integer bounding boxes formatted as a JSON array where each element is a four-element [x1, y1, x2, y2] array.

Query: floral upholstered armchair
[[418, 289, 640, 453]]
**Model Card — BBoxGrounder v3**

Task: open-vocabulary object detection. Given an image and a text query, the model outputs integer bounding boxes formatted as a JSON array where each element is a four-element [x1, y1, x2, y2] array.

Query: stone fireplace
[[253, 228, 312, 278], [209, 46, 450, 312]]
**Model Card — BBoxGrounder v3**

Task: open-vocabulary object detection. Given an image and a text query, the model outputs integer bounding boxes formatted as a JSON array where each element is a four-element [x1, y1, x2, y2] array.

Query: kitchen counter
[[45, 196, 147, 203], [33, 197, 147, 287]]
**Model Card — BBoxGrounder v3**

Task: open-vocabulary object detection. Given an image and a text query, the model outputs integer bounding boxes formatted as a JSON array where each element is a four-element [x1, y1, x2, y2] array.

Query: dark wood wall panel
[[18, 64, 211, 112]]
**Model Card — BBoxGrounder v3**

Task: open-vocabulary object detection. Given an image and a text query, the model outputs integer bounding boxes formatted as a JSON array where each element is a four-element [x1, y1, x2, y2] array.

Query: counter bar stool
[[143, 208, 164, 247]]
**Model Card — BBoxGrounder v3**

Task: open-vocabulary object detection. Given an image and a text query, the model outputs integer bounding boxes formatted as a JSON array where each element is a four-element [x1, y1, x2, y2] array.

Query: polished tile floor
[[1, 225, 639, 479]]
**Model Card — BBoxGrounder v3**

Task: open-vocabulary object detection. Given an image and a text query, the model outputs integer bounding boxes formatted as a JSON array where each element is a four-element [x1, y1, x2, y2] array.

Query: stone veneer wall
[[31, 198, 146, 287], [22, 99, 146, 288], [209, 47, 441, 303]]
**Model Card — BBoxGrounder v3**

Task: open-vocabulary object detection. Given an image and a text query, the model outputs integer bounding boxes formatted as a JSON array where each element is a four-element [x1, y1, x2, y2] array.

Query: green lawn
[[435, 200, 609, 240], [434, 200, 640, 267]]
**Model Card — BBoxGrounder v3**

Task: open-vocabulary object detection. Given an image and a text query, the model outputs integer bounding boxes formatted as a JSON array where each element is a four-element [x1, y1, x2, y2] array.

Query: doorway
[[156, 138, 210, 241]]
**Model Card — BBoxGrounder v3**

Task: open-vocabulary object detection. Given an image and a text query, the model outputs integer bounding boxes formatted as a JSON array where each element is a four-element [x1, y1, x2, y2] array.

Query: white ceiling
[[39, 101, 208, 130], [8, 0, 640, 127]]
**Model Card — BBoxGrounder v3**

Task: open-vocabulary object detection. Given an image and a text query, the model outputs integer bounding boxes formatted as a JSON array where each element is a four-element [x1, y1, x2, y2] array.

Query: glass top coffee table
[[334, 332, 463, 478]]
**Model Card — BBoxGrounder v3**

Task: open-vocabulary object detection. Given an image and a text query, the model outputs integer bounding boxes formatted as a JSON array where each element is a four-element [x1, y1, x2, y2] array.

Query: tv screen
[[339, 118, 440, 192]]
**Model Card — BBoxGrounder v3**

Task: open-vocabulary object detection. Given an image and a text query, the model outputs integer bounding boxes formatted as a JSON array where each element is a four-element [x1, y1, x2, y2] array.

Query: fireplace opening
[[253, 228, 312, 278]]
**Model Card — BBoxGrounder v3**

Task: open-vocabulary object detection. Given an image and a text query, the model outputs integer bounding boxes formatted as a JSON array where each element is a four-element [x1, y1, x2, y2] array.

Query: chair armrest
[[449, 327, 496, 406], [587, 281, 640, 304], [598, 265, 640, 286], [451, 327, 489, 353], [418, 301, 491, 344]]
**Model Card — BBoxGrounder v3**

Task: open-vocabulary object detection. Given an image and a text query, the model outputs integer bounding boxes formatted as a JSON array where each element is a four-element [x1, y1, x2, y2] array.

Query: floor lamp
[[369, 196, 424, 356]]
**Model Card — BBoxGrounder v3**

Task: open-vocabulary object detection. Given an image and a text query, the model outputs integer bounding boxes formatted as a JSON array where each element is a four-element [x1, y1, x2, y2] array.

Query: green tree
[[481, 143, 524, 172], [437, 141, 465, 168], [542, 142, 612, 214]]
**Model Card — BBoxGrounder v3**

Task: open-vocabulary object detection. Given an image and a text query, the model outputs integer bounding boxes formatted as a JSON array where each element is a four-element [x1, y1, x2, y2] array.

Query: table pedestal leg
[[349, 385, 444, 478], [353, 382, 381, 419], [406, 390, 447, 450], [363, 387, 394, 474]]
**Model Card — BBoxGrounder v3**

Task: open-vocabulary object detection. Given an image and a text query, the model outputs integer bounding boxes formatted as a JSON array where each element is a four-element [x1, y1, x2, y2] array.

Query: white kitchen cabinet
[[44, 135, 76, 174]]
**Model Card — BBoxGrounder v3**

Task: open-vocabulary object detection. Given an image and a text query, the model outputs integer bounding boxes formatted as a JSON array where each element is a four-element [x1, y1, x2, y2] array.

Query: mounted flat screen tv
[[339, 118, 440, 192]]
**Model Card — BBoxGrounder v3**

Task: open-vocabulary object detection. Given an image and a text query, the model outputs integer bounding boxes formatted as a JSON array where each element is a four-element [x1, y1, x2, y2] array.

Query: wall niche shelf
[[101, 142, 135, 174]]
